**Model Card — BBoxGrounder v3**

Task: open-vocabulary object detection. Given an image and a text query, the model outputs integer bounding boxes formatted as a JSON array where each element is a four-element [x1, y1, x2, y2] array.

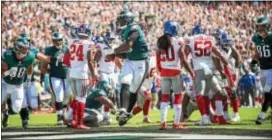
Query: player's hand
[[110, 106, 117, 115], [104, 48, 115, 55], [4, 67, 18, 77], [190, 72, 196, 80]]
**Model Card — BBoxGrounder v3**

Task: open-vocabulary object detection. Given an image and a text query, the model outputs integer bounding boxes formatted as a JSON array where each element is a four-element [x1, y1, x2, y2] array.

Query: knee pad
[[174, 94, 183, 104], [12, 100, 23, 113], [161, 94, 169, 102]]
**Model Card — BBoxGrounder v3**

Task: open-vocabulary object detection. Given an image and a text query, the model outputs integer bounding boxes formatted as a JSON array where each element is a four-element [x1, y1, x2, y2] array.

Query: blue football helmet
[[164, 20, 180, 37], [192, 24, 205, 35], [92, 36, 104, 44], [75, 24, 91, 38], [221, 33, 233, 49]]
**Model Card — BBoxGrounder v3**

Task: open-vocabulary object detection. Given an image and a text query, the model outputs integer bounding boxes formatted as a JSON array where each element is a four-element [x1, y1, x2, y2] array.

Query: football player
[[214, 32, 242, 122], [93, 33, 122, 125], [156, 20, 185, 130], [251, 16, 272, 125], [41, 32, 71, 125], [67, 24, 95, 129], [2, 38, 35, 128], [65, 81, 117, 127], [103, 10, 149, 126], [180, 25, 229, 125]]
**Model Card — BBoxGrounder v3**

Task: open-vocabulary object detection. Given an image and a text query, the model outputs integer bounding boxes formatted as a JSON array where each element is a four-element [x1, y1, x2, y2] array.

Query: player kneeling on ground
[[65, 81, 117, 127]]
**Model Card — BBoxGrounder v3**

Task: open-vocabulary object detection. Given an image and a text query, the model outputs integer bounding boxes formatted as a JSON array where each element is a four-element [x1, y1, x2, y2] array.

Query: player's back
[[97, 42, 115, 74], [188, 34, 215, 70], [68, 38, 94, 79]]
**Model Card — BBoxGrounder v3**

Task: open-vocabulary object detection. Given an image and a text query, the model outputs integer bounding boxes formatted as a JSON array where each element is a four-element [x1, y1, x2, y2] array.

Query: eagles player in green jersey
[[41, 32, 72, 125], [104, 10, 149, 126], [1, 38, 35, 129], [251, 16, 272, 125], [65, 81, 117, 127]]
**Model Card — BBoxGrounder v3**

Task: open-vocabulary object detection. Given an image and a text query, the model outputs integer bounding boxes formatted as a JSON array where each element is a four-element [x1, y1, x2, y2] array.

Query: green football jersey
[[2, 48, 35, 85], [44, 45, 69, 78], [252, 33, 272, 69], [121, 23, 149, 60], [85, 89, 107, 110]]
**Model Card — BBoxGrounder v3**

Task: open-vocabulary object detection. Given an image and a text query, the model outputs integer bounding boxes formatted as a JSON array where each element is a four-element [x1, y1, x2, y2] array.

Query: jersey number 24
[[70, 44, 84, 61]]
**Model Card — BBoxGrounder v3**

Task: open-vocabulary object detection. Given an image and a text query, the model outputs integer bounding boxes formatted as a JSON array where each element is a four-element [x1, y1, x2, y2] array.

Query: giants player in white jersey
[[156, 21, 185, 130], [93, 34, 122, 125], [180, 25, 229, 125], [67, 24, 95, 129], [215, 33, 242, 122]]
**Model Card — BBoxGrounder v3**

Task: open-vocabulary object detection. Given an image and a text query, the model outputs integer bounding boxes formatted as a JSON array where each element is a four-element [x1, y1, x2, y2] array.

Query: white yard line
[[11, 132, 271, 139]]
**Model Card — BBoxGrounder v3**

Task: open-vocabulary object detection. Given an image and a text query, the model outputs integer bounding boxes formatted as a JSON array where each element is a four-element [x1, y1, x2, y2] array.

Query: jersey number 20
[[70, 44, 84, 61], [194, 40, 212, 57]]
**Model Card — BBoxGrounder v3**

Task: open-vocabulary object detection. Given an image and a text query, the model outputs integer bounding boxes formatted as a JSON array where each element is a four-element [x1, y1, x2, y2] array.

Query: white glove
[[104, 48, 115, 55], [4, 67, 18, 77]]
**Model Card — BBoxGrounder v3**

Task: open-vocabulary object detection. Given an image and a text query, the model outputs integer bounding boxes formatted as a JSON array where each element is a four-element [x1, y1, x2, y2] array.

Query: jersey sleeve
[[30, 47, 39, 57], [2, 50, 12, 63]]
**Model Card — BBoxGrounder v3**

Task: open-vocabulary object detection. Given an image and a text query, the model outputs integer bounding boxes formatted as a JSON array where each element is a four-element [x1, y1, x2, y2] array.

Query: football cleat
[[231, 115, 240, 122], [224, 111, 231, 121], [142, 117, 153, 124], [172, 123, 186, 129], [160, 122, 167, 130], [100, 116, 112, 126], [217, 116, 230, 125], [22, 120, 28, 129], [2, 110, 9, 128], [57, 115, 64, 125], [118, 113, 132, 126], [255, 117, 264, 125]]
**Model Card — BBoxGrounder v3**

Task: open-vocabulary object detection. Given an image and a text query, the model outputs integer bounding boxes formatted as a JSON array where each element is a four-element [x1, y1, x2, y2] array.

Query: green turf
[[6, 107, 272, 130]]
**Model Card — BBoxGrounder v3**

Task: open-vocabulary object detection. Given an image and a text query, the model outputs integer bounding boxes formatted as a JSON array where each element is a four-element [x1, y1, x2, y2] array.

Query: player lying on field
[[64, 81, 117, 127]]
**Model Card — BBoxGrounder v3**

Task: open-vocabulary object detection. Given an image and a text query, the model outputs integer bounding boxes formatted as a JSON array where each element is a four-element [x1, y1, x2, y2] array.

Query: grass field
[[6, 107, 272, 130], [2, 107, 272, 139]]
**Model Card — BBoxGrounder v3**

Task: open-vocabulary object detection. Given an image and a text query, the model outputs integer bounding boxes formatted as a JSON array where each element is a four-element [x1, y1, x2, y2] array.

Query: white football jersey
[[222, 48, 237, 74], [68, 38, 94, 79], [97, 42, 115, 74], [188, 34, 215, 70], [160, 37, 182, 70]]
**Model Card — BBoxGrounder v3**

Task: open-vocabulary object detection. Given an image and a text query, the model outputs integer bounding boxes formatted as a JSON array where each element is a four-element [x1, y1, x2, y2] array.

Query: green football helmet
[[14, 37, 30, 58], [51, 32, 63, 49], [255, 16, 270, 35], [19, 33, 31, 42], [96, 81, 114, 98], [117, 10, 134, 27]]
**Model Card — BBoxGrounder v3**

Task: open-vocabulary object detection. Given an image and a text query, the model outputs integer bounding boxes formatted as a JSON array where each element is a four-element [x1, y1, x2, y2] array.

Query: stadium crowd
[[1, 1, 271, 129]]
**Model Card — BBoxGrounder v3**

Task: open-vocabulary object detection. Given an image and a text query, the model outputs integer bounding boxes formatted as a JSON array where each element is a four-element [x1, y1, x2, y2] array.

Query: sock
[[72, 99, 78, 123], [223, 98, 228, 111], [215, 95, 224, 116], [132, 106, 142, 115], [65, 108, 73, 121], [259, 112, 266, 119], [55, 102, 63, 115], [196, 95, 207, 116], [173, 94, 182, 124], [231, 98, 240, 113], [143, 99, 151, 116], [120, 84, 130, 108], [77, 101, 85, 125], [104, 105, 110, 117], [203, 96, 210, 115], [261, 92, 271, 113], [160, 94, 169, 123], [127, 93, 137, 113], [20, 108, 29, 121]]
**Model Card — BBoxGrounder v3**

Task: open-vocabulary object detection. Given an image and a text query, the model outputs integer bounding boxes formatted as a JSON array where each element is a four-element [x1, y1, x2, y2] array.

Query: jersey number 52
[[194, 40, 212, 57], [70, 44, 84, 61]]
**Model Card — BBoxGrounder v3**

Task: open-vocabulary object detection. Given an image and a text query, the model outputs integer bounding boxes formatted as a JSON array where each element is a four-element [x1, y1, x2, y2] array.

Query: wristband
[[27, 75, 32, 81]]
